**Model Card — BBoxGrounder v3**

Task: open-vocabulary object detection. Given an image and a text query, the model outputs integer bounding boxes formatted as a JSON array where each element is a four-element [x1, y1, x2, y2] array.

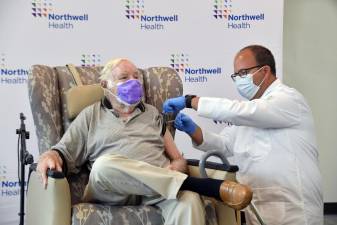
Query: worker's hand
[[166, 158, 188, 174], [36, 150, 63, 189], [174, 113, 197, 135], [163, 96, 186, 114]]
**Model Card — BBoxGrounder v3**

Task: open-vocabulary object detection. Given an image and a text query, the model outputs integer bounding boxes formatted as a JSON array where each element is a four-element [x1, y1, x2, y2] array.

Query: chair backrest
[[28, 65, 183, 154]]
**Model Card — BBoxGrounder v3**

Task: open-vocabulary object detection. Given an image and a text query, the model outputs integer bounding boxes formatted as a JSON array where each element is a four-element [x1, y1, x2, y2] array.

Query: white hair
[[99, 58, 128, 80]]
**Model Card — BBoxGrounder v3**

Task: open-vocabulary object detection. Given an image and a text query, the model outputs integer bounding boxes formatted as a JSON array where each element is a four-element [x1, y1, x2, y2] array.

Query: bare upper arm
[[163, 129, 183, 160]]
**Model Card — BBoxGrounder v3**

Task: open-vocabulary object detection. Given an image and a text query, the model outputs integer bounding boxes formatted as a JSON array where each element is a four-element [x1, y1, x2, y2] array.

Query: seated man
[[36, 58, 253, 225]]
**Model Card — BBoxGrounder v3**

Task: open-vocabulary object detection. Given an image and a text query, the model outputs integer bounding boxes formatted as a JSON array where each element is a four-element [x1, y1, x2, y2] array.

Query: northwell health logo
[[125, 0, 145, 19], [31, 0, 89, 29], [31, 0, 53, 17], [0, 165, 6, 183], [213, 0, 265, 29], [81, 54, 102, 67], [0, 164, 26, 197], [170, 54, 222, 83], [0, 53, 5, 69], [125, 0, 178, 30], [0, 53, 29, 85]]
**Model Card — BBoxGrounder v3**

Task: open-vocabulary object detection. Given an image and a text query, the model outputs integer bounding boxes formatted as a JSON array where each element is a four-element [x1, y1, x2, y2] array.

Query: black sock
[[180, 176, 222, 200]]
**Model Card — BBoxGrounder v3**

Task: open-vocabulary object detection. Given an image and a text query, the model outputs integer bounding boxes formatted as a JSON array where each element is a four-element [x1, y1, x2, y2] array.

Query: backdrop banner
[[0, 0, 283, 224]]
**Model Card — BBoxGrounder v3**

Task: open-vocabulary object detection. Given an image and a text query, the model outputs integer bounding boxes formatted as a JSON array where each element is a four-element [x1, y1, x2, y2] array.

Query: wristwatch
[[185, 95, 197, 108]]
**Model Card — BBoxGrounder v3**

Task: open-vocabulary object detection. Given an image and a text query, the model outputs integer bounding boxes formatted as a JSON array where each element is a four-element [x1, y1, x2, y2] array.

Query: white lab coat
[[194, 79, 323, 225]]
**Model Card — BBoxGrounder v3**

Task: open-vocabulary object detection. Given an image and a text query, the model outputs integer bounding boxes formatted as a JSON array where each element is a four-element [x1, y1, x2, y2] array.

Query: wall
[[0, 1, 284, 224], [283, 0, 337, 202]]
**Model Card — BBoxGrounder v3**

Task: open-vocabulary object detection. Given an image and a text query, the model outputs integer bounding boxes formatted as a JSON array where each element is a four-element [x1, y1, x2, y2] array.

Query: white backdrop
[[0, 0, 283, 224]]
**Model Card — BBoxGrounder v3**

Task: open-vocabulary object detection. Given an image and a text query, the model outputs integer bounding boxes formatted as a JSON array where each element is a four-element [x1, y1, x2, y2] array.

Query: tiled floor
[[325, 214, 337, 225]]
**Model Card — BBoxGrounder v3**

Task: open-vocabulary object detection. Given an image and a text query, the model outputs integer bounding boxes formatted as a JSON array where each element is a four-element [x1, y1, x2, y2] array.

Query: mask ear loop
[[106, 80, 114, 89], [255, 66, 267, 87]]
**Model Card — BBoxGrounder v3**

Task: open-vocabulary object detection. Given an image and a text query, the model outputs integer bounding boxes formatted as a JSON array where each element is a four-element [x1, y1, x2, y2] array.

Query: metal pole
[[16, 113, 33, 225], [249, 202, 266, 225]]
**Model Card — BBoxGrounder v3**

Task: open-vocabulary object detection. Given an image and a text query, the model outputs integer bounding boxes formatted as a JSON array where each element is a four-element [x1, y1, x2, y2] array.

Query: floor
[[242, 214, 337, 225], [325, 214, 337, 225]]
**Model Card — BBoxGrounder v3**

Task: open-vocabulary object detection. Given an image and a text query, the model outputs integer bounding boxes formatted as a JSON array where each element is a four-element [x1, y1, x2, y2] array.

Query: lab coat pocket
[[245, 187, 286, 225], [246, 129, 271, 161]]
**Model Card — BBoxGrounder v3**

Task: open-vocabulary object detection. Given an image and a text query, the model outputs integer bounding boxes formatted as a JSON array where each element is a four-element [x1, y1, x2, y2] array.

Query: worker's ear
[[263, 65, 271, 74]]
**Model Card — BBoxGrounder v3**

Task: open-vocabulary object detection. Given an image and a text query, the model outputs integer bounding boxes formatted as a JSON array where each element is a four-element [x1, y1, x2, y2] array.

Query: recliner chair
[[26, 64, 241, 225]]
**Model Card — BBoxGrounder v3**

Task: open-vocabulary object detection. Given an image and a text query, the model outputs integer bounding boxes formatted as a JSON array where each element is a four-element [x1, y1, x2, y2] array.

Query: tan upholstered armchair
[[26, 64, 241, 225]]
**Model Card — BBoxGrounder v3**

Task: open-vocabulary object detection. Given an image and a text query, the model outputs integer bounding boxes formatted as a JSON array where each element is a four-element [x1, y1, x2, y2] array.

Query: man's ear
[[100, 80, 114, 89], [100, 80, 107, 88]]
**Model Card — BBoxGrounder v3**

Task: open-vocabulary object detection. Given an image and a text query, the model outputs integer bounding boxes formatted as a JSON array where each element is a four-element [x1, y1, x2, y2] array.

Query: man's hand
[[163, 96, 186, 114], [166, 158, 188, 174], [174, 113, 197, 135], [36, 150, 63, 189]]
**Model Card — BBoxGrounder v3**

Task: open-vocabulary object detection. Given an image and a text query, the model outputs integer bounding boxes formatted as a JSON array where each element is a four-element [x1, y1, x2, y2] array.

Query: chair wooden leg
[[236, 210, 241, 225]]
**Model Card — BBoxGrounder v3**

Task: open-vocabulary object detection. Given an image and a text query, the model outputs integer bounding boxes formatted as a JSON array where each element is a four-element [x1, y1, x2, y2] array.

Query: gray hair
[[99, 58, 128, 80]]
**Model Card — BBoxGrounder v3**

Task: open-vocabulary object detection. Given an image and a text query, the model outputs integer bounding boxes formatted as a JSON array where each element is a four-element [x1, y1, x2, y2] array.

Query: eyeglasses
[[230, 65, 264, 82]]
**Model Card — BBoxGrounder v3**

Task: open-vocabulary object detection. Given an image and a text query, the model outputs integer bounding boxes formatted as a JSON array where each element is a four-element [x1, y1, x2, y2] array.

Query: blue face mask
[[234, 67, 266, 100]]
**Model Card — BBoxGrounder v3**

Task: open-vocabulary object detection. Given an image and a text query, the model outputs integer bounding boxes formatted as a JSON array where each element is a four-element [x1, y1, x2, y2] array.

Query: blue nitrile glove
[[174, 113, 196, 135], [163, 96, 186, 113]]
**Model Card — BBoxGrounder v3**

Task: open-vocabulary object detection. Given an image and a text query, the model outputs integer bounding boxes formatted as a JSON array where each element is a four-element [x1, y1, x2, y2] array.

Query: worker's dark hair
[[240, 45, 276, 75]]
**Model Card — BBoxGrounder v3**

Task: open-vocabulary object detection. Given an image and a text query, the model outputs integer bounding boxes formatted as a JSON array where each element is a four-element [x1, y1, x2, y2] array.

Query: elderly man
[[37, 58, 252, 225], [163, 45, 323, 225]]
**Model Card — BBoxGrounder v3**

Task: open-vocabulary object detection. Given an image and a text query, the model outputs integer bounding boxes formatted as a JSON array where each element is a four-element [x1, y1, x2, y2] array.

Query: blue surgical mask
[[234, 67, 266, 100]]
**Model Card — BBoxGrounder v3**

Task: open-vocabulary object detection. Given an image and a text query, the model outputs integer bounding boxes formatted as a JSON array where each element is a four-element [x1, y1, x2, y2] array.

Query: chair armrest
[[26, 164, 71, 225]]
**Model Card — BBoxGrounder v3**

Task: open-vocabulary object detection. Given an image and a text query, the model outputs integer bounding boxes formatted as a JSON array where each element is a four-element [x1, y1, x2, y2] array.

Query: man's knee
[[91, 154, 138, 184], [91, 155, 109, 174], [91, 154, 125, 172], [90, 155, 122, 181]]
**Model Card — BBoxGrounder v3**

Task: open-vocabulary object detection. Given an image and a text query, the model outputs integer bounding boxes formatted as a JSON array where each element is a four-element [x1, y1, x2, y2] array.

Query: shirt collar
[[101, 97, 145, 118], [261, 78, 282, 98]]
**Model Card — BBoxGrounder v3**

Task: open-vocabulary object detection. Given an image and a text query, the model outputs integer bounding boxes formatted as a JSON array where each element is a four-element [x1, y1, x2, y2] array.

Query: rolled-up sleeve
[[51, 106, 91, 174]]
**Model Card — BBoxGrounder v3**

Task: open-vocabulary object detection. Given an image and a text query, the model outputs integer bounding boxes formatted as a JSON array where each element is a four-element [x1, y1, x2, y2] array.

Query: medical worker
[[163, 45, 323, 225]]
